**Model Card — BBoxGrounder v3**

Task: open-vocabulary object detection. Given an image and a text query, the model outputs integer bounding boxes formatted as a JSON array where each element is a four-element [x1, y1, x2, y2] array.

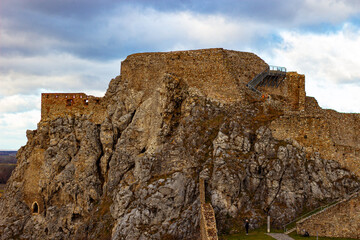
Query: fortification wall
[[41, 93, 106, 123], [288, 72, 306, 111], [258, 71, 305, 111], [121, 48, 268, 103], [23, 147, 45, 215], [199, 178, 218, 240], [296, 192, 360, 239], [269, 97, 360, 177], [39, 50, 358, 177]]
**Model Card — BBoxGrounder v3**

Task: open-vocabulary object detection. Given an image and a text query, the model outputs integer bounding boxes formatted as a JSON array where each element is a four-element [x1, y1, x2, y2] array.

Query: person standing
[[245, 219, 250, 235]]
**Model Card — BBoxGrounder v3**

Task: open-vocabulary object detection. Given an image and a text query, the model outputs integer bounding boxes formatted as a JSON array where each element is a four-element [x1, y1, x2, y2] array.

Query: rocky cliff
[[0, 48, 359, 240]]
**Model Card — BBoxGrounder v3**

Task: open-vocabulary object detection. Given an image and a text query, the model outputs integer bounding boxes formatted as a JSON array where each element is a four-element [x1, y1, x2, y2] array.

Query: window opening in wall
[[66, 99, 73, 106], [32, 202, 39, 214], [73, 95, 76, 98], [46, 95, 49, 98], [80, 95, 83, 98], [84, 99, 89, 105], [56, 95, 59, 98], [65, 95, 68, 98], [95, 99, 100, 104]]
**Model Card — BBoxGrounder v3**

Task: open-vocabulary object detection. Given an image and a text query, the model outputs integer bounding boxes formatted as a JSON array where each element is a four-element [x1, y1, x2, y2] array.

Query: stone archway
[[32, 201, 39, 214]]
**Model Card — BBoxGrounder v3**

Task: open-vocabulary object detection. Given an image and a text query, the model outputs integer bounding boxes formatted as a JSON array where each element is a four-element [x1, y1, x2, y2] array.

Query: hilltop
[[0, 49, 359, 240]]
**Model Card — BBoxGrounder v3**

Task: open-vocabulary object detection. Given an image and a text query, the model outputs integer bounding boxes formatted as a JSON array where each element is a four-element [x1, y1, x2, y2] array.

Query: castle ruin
[[2, 48, 359, 240]]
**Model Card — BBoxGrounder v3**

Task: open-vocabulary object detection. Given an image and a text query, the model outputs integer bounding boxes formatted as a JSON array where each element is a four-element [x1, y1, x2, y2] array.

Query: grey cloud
[[2, 0, 360, 62]]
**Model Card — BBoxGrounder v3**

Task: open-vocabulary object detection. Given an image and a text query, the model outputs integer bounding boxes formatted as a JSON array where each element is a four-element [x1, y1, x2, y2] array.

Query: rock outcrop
[[0, 48, 359, 239]]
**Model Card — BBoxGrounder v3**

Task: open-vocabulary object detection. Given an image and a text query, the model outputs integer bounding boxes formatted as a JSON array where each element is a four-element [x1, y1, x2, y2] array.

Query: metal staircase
[[247, 65, 286, 95]]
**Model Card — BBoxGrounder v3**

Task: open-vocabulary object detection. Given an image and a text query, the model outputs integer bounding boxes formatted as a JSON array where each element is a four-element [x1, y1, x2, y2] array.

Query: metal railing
[[270, 65, 286, 72], [247, 67, 269, 89]]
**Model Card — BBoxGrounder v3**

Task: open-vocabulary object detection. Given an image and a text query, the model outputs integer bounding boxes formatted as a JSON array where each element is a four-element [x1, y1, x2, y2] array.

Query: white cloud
[[264, 23, 360, 113], [297, 0, 360, 24], [0, 110, 40, 150], [0, 53, 119, 96], [106, 7, 270, 50], [0, 26, 69, 52], [0, 94, 40, 113], [307, 81, 360, 113], [272, 23, 360, 84]]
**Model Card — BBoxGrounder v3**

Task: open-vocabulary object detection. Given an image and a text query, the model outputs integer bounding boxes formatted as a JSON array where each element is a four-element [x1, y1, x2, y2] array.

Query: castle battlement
[[40, 49, 308, 122], [41, 93, 105, 123]]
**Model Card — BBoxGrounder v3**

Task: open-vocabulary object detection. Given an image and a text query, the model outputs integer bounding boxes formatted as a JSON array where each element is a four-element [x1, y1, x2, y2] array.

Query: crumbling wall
[[121, 48, 268, 103], [23, 147, 45, 215], [287, 72, 305, 111], [199, 178, 218, 240], [2, 48, 360, 240], [41, 93, 106, 123], [258, 71, 305, 111], [296, 192, 360, 239], [200, 203, 218, 240], [199, 179, 218, 240], [269, 98, 360, 177]]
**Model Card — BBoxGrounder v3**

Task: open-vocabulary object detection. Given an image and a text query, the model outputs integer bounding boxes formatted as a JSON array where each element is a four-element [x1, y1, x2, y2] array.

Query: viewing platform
[[247, 65, 287, 95]]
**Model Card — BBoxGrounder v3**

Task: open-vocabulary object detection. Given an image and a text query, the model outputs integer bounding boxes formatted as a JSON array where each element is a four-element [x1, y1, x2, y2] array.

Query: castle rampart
[[39, 49, 358, 177], [258, 71, 306, 111], [270, 98, 360, 177], [41, 93, 106, 123], [4, 49, 360, 240]]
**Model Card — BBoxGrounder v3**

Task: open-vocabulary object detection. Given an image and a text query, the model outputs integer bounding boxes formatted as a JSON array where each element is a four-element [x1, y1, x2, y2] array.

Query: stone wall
[[296, 191, 360, 239], [200, 178, 218, 240], [120, 48, 268, 103], [201, 203, 218, 240], [2, 48, 360, 240], [22, 147, 45, 215], [258, 71, 306, 111], [287, 72, 305, 111], [41, 93, 106, 123], [270, 97, 360, 177]]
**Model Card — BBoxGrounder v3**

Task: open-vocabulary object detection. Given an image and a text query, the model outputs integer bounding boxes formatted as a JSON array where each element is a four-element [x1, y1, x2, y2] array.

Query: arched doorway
[[32, 201, 39, 214]]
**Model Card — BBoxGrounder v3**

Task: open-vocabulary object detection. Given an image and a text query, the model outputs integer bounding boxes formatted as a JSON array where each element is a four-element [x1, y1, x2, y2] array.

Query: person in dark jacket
[[245, 219, 250, 235]]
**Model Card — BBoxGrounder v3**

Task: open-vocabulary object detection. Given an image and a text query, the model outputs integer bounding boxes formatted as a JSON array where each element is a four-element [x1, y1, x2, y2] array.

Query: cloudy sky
[[1, 0, 360, 150]]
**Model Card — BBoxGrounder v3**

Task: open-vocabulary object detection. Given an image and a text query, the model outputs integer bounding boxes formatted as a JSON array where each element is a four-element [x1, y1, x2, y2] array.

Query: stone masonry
[[200, 178, 218, 240], [0, 48, 359, 240], [270, 98, 360, 177], [258, 71, 306, 111], [41, 93, 106, 124], [296, 191, 360, 239]]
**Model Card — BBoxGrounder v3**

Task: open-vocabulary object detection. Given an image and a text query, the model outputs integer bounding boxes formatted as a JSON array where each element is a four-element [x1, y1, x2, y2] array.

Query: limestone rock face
[[0, 49, 359, 239]]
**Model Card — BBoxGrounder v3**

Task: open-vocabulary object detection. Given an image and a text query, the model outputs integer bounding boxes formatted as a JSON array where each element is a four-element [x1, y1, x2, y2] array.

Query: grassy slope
[[220, 232, 274, 240], [220, 227, 279, 240]]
